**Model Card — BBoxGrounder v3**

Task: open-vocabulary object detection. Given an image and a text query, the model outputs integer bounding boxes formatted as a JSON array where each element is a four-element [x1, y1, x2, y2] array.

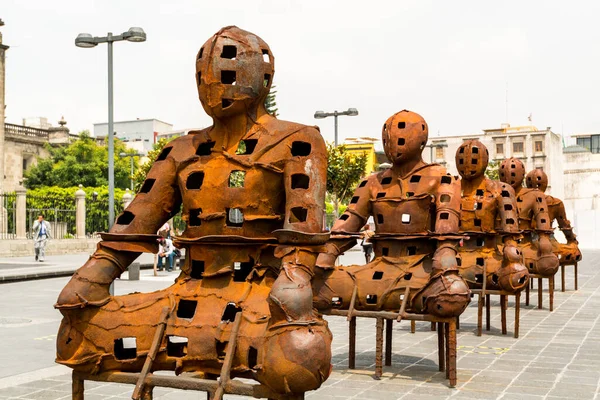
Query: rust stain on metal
[[313, 110, 471, 319], [55, 26, 332, 397], [455, 140, 529, 293], [499, 158, 559, 277], [525, 169, 582, 265]]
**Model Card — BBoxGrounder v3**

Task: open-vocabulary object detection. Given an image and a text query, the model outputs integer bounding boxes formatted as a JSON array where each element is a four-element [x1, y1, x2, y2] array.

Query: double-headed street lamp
[[314, 108, 359, 219], [75, 27, 146, 228], [314, 108, 359, 147], [119, 152, 145, 191]]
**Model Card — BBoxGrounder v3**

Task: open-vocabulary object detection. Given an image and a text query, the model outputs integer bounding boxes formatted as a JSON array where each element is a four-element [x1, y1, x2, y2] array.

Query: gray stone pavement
[[0, 250, 599, 399]]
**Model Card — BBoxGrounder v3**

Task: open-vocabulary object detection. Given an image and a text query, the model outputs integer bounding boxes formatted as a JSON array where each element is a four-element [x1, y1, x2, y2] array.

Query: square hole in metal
[[226, 208, 244, 227], [191, 260, 204, 279], [331, 297, 343, 307], [221, 302, 242, 323], [167, 336, 188, 358], [401, 214, 411, 224], [407, 246, 417, 255], [196, 141, 215, 156], [380, 177, 392, 185], [229, 171, 245, 188], [221, 45, 237, 59], [177, 299, 198, 319], [366, 294, 377, 304], [372, 271, 383, 280], [221, 70, 236, 85], [289, 207, 307, 223], [291, 174, 310, 189], [189, 208, 202, 226], [382, 247, 389, 256], [233, 258, 253, 282], [186, 172, 205, 190], [114, 337, 137, 360]]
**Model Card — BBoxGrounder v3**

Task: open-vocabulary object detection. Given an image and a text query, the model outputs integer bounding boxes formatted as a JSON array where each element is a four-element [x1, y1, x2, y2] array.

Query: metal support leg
[[514, 292, 520, 338], [525, 282, 530, 306], [561, 264, 566, 292], [485, 294, 491, 331], [444, 322, 450, 379], [385, 319, 392, 367], [500, 295, 507, 335], [549, 276, 554, 312], [348, 316, 356, 370], [447, 321, 457, 388], [431, 322, 436, 331], [575, 262, 578, 290], [375, 318, 384, 379], [72, 371, 84, 400], [477, 292, 483, 336], [410, 320, 416, 333], [141, 386, 153, 400], [537, 278, 543, 310], [437, 321, 445, 372]]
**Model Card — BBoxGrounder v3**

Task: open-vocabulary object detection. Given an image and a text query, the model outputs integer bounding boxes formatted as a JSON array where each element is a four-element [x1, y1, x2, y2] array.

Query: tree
[[25, 131, 134, 189], [485, 159, 500, 180], [326, 143, 368, 215], [264, 85, 278, 117], [133, 136, 176, 192]]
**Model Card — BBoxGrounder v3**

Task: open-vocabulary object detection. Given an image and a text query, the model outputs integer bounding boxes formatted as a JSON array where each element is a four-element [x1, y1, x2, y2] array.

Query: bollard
[[129, 262, 140, 281]]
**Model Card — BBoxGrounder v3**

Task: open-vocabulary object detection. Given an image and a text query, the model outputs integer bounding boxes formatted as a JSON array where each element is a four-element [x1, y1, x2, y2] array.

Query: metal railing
[[86, 198, 124, 237], [0, 192, 17, 239]]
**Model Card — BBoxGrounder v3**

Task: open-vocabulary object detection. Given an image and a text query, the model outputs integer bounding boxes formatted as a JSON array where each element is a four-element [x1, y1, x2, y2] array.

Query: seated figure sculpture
[[455, 140, 528, 292], [54, 26, 332, 396], [313, 110, 470, 317], [525, 169, 582, 265], [498, 158, 559, 277]]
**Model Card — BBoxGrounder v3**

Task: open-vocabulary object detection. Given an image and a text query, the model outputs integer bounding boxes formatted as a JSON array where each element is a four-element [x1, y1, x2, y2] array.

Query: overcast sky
[[2, 0, 600, 145]]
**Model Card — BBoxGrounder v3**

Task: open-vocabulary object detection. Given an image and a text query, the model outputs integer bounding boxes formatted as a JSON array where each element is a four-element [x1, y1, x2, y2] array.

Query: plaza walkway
[[0, 250, 598, 399]]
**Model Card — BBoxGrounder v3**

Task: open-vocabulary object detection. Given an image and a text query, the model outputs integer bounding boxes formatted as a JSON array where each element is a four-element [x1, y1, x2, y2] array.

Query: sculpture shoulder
[[255, 118, 326, 158], [486, 179, 515, 197], [545, 194, 563, 207], [421, 163, 449, 177], [162, 129, 212, 161]]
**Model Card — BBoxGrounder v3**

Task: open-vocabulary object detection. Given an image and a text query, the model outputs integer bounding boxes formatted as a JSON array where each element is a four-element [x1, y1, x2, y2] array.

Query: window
[[513, 142, 524, 154], [435, 146, 444, 160], [496, 143, 504, 156], [534, 140, 543, 153], [577, 137, 591, 151], [593, 135, 600, 154], [577, 135, 600, 153]]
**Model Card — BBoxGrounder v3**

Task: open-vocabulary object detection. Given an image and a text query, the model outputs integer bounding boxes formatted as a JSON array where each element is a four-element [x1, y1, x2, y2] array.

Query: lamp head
[[75, 33, 97, 48], [314, 111, 327, 119], [346, 108, 359, 116], [125, 27, 146, 42]]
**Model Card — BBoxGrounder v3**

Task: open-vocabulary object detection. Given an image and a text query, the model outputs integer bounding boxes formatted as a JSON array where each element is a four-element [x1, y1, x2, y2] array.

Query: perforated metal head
[[499, 157, 525, 189], [382, 110, 428, 165], [525, 169, 548, 192], [456, 140, 489, 180], [195, 26, 274, 119]]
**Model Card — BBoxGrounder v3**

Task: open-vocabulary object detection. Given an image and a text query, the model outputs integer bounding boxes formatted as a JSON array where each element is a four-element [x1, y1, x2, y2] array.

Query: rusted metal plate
[[314, 110, 471, 318], [56, 26, 331, 397]]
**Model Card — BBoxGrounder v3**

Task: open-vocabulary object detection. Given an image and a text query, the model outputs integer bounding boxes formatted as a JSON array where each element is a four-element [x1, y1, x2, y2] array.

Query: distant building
[[343, 137, 378, 175], [422, 124, 564, 199], [22, 117, 52, 130], [94, 119, 173, 154], [563, 134, 600, 211]]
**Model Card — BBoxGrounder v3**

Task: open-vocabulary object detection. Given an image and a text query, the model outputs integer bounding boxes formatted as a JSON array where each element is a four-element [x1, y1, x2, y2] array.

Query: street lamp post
[[314, 108, 359, 219], [75, 27, 146, 228], [119, 152, 145, 191], [314, 108, 359, 147]]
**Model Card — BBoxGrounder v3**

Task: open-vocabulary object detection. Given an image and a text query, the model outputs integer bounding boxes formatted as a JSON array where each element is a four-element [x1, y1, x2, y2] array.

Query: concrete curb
[[0, 263, 156, 284]]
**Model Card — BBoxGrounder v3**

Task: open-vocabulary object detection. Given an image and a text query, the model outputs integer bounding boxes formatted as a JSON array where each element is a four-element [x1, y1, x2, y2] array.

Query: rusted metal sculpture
[[313, 110, 470, 318], [525, 169, 582, 265], [55, 26, 332, 398], [498, 158, 559, 278], [455, 140, 528, 293]]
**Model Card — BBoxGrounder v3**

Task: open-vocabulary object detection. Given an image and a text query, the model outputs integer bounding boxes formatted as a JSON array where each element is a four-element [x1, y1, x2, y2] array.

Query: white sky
[[2, 0, 600, 145]]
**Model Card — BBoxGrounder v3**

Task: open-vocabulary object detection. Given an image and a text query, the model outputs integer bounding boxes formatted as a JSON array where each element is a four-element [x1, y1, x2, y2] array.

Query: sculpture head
[[456, 140, 489, 180], [499, 157, 525, 189], [195, 26, 274, 119], [525, 169, 548, 192], [382, 110, 428, 165]]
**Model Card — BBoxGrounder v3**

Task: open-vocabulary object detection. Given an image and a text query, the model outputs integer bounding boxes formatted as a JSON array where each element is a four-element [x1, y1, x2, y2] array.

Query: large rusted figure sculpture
[[498, 158, 559, 278], [55, 26, 332, 398], [525, 169, 582, 266], [313, 110, 470, 318], [455, 140, 528, 293]]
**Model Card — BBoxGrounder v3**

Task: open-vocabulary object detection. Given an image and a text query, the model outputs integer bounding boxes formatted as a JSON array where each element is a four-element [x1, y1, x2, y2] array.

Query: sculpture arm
[[549, 197, 577, 243], [433, 174, 461, 235]]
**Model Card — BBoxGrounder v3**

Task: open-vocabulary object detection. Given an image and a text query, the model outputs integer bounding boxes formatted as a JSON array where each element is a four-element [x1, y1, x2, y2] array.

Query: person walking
[[32, 214, 51, 262], [157, 236, 175, 272], [360, 224, 374, 263]]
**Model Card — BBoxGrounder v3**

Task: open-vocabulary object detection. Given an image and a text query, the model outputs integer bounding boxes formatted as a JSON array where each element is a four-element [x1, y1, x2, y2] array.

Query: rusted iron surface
[[525, 169, 582, 265], [313, 110, 471, 318], [455, 140, 528, 293], [499, 158, 559, 277], [55, 26, 331, 397]]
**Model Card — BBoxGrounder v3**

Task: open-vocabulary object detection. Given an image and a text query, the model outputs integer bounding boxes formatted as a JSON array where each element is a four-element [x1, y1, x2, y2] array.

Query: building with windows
[[573, 133, 600, 154], [422, 124, 564, 199], [94, 119, 173, 154], [343, 137, 379, 174]]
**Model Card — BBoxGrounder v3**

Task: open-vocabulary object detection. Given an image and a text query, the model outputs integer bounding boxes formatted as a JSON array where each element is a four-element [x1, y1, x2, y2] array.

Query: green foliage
[[327, 143, 368, 205], [133, 137, 176, 192], [264, 85, 278, 117], [26, 186, 126, 236], [24, 131, 135, 189], [485, 159, 500, 180]]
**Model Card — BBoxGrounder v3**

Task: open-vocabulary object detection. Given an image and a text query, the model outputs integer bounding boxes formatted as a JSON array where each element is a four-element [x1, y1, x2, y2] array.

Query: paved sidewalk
[[0, 251, 598, 399]]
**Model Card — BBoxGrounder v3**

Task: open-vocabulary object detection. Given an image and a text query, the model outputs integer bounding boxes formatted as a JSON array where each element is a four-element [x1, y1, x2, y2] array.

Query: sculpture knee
[[269, 264, 314, 323], [258, 325, 332, 395]]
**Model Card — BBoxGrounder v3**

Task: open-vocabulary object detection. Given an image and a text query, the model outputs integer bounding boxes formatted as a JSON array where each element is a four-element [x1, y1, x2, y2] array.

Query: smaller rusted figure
[[499, 158, 559, 277], [455, 140, 528, 292], [525, 169, 582, 265], [313, 110, 470, 318]]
